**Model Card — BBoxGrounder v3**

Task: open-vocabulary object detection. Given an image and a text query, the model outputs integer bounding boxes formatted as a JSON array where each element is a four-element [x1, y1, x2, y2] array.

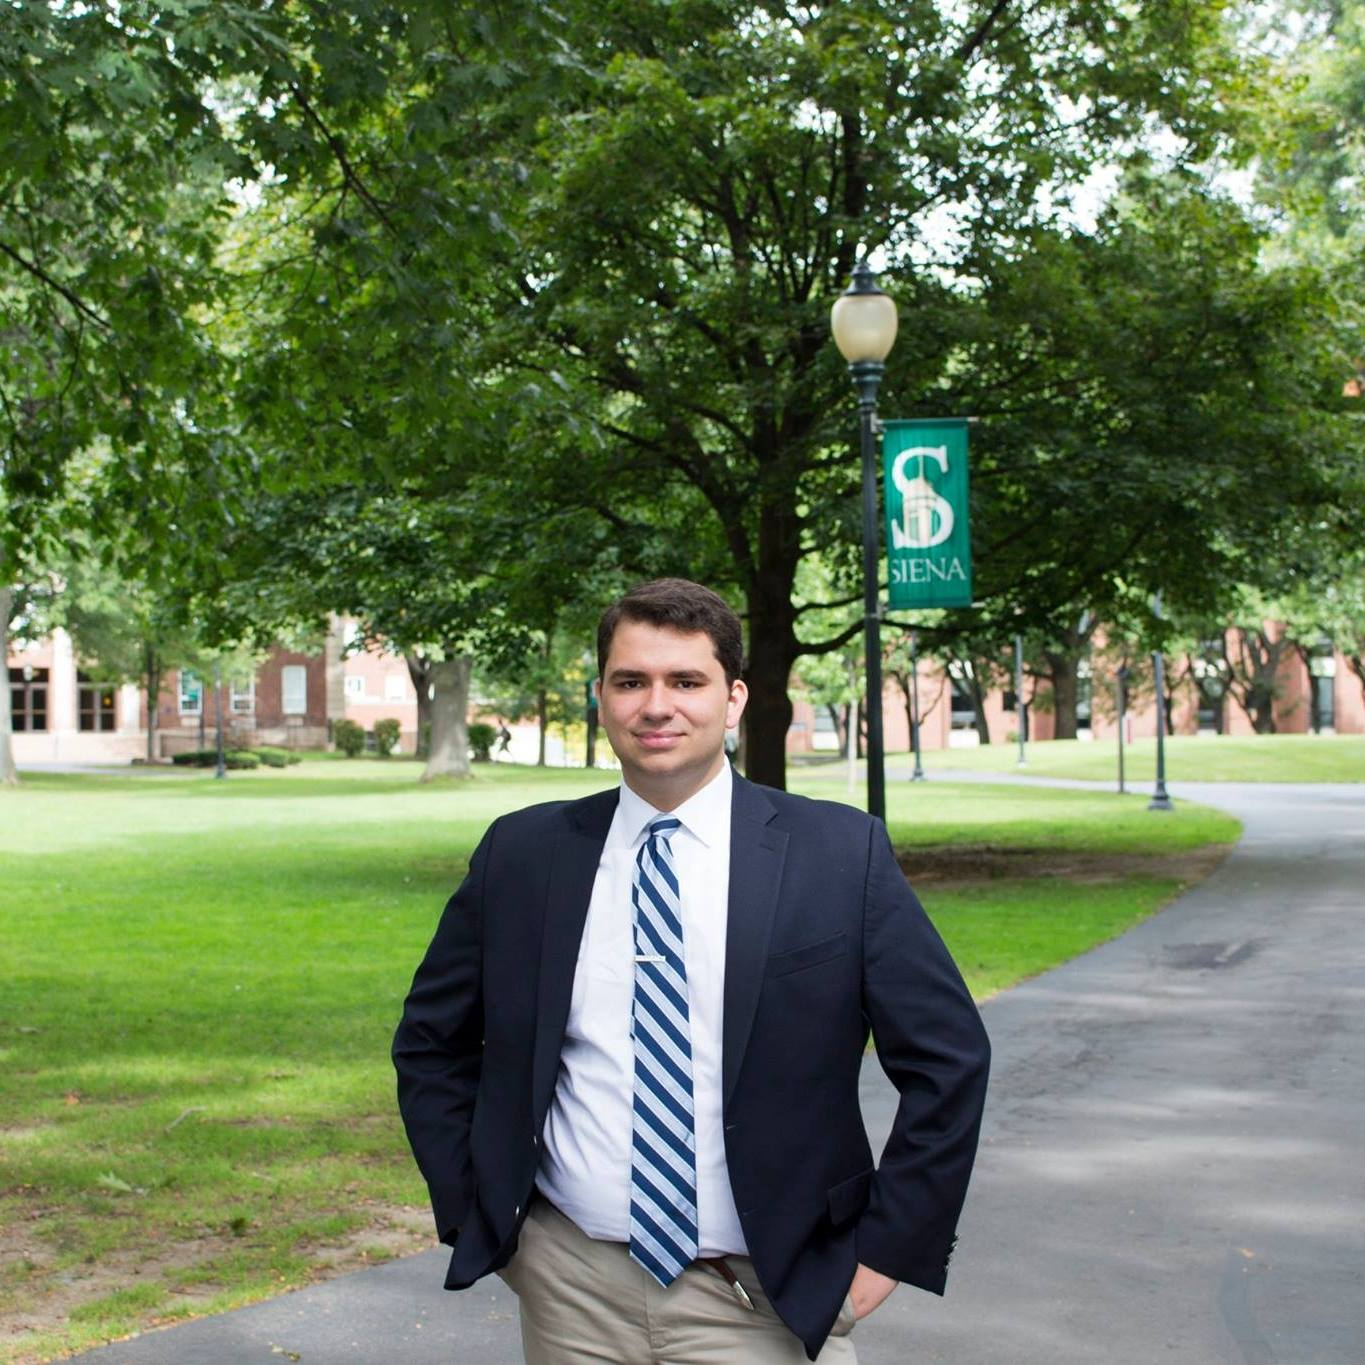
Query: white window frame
[[229, 680, 255, 715], [344, 676, 366, 699], [281, 665, 308, 716], [384, 673, 407, 702], [179, 670, 202, 716]]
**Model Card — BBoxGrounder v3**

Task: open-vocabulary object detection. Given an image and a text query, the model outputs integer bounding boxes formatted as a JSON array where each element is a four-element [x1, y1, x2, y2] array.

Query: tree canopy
[[4, 0, 1362, 785]]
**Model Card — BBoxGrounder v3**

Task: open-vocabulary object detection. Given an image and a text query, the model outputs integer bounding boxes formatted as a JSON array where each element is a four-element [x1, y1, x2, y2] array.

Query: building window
[[281, 665, 308, 716], [229, 680, 255, 715], [344, 675, 365, 699], [384, 673, 407, 702], [8, 666, 49, 732], [179, 671, 203, 716], [77, 672, 117, 732], [946, 661, 977, 731]]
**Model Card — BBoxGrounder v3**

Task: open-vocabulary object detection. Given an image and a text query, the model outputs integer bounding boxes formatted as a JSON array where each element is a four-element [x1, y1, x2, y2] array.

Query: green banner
[[883, 418, 973, 609]]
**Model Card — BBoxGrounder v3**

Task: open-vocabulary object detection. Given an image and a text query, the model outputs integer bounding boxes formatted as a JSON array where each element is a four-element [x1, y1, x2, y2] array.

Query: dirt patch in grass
[[899, 842, 1231, 889], [0, 1204, 435, 1364]]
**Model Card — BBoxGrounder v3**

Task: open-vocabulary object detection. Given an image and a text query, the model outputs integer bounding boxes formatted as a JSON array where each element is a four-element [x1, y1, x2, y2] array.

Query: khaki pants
[[498, 1197, 858, 1364]]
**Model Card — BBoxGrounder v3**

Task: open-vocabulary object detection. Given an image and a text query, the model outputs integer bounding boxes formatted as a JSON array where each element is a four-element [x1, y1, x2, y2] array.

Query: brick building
[[786, 628, 1364, 755], [6, 618, 420, 764]]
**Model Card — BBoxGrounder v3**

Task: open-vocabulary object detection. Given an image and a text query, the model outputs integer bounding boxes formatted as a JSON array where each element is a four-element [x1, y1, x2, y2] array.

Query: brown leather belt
[[696, 1256, 755, 1311]]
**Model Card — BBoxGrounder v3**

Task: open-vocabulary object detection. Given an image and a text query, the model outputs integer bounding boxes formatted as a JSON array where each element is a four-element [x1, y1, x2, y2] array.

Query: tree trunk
[[421, 655, 473, 781], [1247, 684, 1277, 734], [969, 671, 991, 745], [744, 552, 799, 788], [1045, 651, 1080, 740], [827, 703, 846, 759], [0, 586, 17, 786], [886, 670, 916, 757], [1227, 629, 1291, 735], [846, 697, 859, 795], [145, 643, 160, 762], [406, 653, 432, 758], [744, 646, 794, 788], [537, 687, 548, 767]]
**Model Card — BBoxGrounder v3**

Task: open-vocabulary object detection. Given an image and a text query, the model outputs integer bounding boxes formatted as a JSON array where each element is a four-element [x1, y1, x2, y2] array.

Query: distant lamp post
[[1116, 665, 1129, 795], [1014, 635, 1027, 767], [1148, 595, 1172, 812], [831, 259, 899, 821]]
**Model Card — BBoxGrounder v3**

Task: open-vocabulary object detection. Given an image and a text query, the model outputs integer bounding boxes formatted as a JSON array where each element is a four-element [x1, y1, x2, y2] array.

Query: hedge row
[[170, 747, 303, 769]]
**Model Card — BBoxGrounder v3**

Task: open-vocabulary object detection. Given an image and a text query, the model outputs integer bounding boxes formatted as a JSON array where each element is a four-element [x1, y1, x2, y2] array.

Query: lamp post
[[1116, 664, 1128, 795], [1014, 635, 1026, 767], [1149, 594, 1173, 812], [831, 259, 898, 821]]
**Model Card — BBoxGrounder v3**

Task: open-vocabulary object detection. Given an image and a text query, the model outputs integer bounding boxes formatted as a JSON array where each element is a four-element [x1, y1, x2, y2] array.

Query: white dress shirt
[[535, 762, 746, 1256]]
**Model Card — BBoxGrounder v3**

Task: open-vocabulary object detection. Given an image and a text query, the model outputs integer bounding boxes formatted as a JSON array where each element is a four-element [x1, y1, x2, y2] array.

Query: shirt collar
[[619, 761, 733, 850]]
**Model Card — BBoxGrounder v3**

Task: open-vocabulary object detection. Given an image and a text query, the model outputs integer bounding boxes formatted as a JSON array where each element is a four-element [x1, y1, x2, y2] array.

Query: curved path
[[71, 781, 1364, 1364]]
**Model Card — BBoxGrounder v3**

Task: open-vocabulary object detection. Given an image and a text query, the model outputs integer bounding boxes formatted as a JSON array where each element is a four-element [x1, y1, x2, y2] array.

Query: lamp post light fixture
[[831, 259, 898, 821]]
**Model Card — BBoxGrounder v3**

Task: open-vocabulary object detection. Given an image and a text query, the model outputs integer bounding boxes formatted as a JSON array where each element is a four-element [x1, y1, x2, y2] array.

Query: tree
[[14, 4, 1358, 792], [464, 3, 1357, 786], [1, 2, 252, 578], [200, 468, 625, 779], [204, 488, 495, 780], [152, 0, 1342, 789]]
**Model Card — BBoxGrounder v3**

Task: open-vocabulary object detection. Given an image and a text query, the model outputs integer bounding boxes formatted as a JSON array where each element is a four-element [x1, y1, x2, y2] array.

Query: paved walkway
[[71, 781, 1364, 1364]]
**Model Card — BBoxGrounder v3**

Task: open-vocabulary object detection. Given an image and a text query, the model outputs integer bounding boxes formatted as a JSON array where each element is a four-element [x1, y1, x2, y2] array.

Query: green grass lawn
[[915, 732, 1365, 783], [0, 761, 1238, 1360]]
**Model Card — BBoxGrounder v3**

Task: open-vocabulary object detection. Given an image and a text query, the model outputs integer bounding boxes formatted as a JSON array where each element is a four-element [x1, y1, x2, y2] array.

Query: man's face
[[598, 619, 747, 801]]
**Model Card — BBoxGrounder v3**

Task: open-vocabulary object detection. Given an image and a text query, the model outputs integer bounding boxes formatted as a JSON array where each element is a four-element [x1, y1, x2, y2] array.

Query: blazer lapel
[[722, 775, 788, 1110], [531, 788, 618, 1123]]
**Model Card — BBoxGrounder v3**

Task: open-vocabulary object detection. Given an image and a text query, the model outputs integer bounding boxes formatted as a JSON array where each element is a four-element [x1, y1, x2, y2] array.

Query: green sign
[[883, 418, 973, 609]]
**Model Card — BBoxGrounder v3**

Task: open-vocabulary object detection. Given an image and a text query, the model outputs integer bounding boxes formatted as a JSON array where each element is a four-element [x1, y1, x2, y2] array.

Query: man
[[393, 579, 989, 1362]]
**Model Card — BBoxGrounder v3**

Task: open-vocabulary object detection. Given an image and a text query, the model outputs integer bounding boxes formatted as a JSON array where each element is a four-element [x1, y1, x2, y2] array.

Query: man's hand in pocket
[[848, 1264, 898, 1321]]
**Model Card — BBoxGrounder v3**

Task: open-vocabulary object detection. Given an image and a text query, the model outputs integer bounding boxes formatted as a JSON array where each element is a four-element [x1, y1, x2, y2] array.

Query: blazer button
[[515, 1204, 521, 1218]]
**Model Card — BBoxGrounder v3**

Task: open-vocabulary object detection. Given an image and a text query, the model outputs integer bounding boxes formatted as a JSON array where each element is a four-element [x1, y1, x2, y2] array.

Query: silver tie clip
[[634, 953, 666, 965]]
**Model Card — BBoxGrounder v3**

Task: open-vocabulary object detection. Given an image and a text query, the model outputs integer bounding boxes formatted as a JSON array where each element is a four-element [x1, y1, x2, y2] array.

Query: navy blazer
[[393, 774, 989, 1361]]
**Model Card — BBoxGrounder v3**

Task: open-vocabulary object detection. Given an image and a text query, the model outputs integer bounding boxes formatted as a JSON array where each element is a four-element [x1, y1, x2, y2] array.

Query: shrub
[[468, 722, 497, 763], [253, 746, 302, 768], [373, 718, 401, 757], [169, 748, 259, 769], [333, 719, 365, 757]]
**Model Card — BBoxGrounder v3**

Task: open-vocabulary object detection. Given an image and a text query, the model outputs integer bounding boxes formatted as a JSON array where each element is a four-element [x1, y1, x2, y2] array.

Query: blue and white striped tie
[[629, 815, 699, 1287]]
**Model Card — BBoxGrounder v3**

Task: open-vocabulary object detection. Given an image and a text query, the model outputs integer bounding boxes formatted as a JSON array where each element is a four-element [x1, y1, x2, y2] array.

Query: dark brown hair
[[597, 579, 744, 685]]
